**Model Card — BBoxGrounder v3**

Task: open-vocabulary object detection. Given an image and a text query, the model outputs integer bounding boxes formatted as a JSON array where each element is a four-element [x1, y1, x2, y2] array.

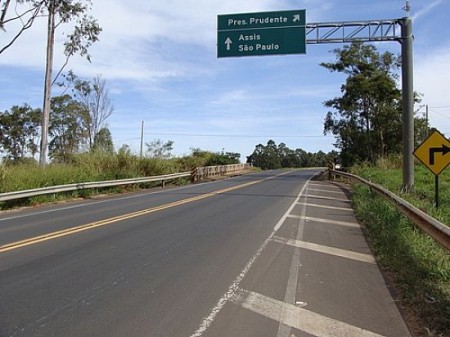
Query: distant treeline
[[246, 140, 337, 170]]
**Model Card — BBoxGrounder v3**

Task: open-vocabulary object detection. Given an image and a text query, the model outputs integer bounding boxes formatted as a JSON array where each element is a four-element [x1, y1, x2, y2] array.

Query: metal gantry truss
[[304, 18, 414, 191], [305, 19, 401, 44]]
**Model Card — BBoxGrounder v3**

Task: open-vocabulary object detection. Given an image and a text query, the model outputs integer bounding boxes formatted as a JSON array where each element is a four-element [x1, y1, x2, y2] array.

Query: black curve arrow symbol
[[429, 144, 450, 165]]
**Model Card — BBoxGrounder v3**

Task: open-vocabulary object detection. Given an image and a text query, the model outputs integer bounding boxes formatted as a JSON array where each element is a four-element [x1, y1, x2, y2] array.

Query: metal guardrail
[[0, 164, 252, 203], [331, 170, 450, 251], [0, 172, 191, 202]]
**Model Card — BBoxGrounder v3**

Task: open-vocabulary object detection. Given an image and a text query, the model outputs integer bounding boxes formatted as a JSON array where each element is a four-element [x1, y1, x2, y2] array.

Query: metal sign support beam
[[400, 17, 414, 192], [305, 18, 414, 191]]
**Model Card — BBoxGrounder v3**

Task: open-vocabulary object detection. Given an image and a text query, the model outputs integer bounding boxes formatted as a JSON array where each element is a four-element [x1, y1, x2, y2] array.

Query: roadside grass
[[0, 154, 192, 209], [0, 151, 247, 210], [351, 161, 450, 336], [353, 160, 450, 224]]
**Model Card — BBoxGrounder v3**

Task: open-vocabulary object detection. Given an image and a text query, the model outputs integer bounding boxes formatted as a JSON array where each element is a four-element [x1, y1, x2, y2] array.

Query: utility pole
[[39, 3, 55, 167], [140, 121, 144, 158]]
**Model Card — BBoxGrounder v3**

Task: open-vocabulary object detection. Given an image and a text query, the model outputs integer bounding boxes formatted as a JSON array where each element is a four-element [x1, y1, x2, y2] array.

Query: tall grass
[[351, 159, 450, 336], [352, 159, 450, 225], [0, 150, 240, 209], [0, 152, 204, 209]]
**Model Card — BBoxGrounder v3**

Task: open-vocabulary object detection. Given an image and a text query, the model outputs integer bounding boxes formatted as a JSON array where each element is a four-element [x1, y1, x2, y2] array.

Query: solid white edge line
[[277, 179, 311, 337], [0, 181, 212, 222], [189, 172, 313, 337], [0, 173, 266, 222]]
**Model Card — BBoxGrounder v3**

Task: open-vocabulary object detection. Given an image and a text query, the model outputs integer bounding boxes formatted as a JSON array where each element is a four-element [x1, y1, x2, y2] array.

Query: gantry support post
[[400, 17, 414, 192]]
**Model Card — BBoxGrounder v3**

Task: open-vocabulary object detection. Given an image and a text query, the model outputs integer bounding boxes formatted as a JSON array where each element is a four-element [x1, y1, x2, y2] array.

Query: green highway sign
[[217, 10, 306, 58]]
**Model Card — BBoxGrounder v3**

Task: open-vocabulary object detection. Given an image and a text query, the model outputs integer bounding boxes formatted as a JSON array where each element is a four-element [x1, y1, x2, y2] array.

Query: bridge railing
[[191, 163, 250, 182]]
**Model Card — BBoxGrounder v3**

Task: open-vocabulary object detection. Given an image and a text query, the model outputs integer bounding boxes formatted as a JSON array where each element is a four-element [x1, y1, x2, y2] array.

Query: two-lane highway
[[1, 170, 311, 336], [0, 169, 411, 337]]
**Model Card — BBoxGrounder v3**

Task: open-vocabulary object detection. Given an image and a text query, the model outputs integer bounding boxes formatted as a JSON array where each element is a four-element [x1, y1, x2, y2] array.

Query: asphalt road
[[0, 170, 412, 337]]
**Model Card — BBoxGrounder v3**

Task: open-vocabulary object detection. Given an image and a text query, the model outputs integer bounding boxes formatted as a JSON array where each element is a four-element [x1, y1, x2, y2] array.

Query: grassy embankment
[[350, 158, 449, 337], [0, 152, 215, 209]]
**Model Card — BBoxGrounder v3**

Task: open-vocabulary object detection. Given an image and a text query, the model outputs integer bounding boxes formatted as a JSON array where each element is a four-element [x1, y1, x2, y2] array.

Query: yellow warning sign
[[414, 130, 450, 175]]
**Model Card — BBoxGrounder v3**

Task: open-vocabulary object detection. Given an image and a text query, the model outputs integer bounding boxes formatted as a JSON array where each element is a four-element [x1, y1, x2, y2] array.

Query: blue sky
[[1, 0, 450, 160]]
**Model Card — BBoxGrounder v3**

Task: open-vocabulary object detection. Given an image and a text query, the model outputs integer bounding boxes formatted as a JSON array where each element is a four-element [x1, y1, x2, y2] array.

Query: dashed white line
[[277, 182, 309, 337], [189, 173, 312, 337]]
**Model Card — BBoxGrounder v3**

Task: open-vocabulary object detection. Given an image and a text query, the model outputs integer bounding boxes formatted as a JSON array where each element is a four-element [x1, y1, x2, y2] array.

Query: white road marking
[[297, 202, 353, 211], [232, 289, 386, 337], [287, 215, 361, 228], [272, 237, 376, 264], [308, 182, 342, 190], [189, 173, 313, 337], [304, 194, 351, 202], [277, 182, 309, 337], [188, 234, 272, 337], [307, 188, 346, 195]]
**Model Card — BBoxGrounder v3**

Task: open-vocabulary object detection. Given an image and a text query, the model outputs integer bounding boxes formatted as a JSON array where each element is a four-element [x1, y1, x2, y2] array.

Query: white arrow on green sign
[[217, 10, 306, 58]]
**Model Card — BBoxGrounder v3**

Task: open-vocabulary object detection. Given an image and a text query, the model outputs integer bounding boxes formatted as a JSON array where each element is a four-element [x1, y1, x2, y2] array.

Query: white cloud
[[2, 0, 449, 157], [412, 0, 443, 21], [415, 42, 450, 132]]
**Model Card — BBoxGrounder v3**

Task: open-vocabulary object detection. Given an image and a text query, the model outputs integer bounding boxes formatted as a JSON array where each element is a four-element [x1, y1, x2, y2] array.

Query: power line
[[142, 132, 329, 138], [429, 109, 450, 120]]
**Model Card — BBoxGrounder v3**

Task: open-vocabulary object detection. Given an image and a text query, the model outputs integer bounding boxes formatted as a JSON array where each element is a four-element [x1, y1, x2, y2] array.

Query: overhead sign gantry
[[217, 10, 414, 191], [217, 10, 306, 58]]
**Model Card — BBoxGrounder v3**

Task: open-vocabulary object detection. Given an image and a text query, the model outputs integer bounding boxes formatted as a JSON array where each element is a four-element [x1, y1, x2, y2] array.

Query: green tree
[[247, 140, 334, 169], [322, 42, 402, 166], [48, 94, 88, 163], [0, 104, 41, 161], [205, 152, 240, 166], [8, 0, 103, 166], [68, 74, 114, 150], [58, 72, 114, 150], [93, 127, 114, 153], [146, 139, 174, 159], [247, 140, 282, 170]]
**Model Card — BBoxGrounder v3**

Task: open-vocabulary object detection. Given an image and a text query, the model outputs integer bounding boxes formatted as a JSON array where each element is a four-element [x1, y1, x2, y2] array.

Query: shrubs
[[0, 149, 242, 209]]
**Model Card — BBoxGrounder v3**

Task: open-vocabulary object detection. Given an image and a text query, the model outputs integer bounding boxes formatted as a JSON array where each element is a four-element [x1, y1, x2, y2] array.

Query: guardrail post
[[191, 167, 198, 183], [327, 160, 333, 180]]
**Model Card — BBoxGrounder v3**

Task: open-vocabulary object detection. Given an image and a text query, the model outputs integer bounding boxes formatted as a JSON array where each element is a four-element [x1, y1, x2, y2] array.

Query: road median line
[[0, 175, 285, 253]]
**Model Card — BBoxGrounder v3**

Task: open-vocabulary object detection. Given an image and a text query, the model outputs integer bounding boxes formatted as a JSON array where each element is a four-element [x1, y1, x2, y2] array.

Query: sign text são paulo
[[217, 10, 306, 58]]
